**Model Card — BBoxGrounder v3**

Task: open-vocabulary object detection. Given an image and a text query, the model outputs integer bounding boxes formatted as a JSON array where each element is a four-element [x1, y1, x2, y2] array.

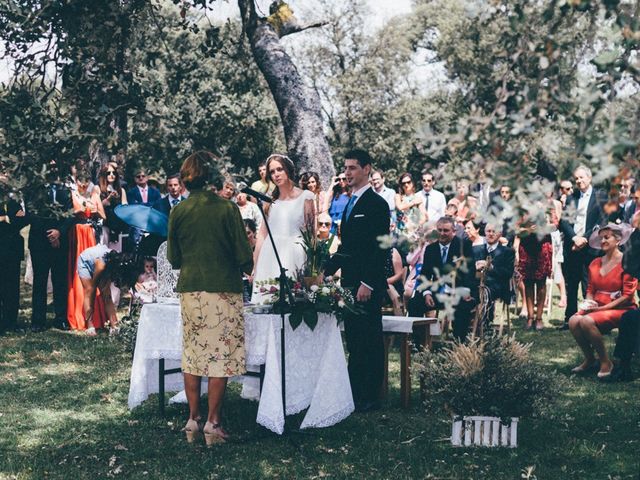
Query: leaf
[[303, 308, 318, 331], [289, 310, 303, 330]]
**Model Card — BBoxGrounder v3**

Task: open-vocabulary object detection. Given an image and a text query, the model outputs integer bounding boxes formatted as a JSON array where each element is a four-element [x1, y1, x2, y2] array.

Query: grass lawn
[[1, 285, 639, 479]]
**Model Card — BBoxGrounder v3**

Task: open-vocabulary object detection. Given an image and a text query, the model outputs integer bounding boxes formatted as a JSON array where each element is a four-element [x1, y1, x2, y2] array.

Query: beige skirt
[[180, 291, 246, 377]]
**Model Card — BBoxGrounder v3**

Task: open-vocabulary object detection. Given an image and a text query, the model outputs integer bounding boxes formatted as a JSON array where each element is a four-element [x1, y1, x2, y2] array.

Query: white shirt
[[374, 185, 396, 212], [574, 186, 592, 237], [419, 188, 446, 225], [349, 184, 371, 209]]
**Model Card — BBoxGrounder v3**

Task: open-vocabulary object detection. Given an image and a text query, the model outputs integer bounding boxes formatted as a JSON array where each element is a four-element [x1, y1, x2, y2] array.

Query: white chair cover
[[156, 241, 180, 303]]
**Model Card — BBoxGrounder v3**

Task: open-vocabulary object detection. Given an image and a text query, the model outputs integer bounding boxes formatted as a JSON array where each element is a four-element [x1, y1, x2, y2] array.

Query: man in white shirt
[[370, 169, 395, 218], [418, 171, 446, 225], [558, 165, 606, 330]]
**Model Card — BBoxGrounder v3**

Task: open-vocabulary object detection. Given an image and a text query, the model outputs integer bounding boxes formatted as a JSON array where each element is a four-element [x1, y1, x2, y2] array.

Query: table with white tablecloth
[[127, 302, 354, 435]]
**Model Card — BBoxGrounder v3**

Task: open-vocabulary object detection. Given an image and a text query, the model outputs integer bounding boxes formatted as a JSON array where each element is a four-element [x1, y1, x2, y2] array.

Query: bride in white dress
[[251, 154, 316, 304]]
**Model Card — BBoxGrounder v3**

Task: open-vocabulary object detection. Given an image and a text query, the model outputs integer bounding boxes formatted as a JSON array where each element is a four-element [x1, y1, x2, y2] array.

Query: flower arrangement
[[298, 228, 334, 280], [253, 275, 362, 331]]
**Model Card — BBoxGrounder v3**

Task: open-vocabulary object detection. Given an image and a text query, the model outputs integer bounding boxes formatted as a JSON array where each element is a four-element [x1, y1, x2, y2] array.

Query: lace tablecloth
[[127, 303, 354, 434]]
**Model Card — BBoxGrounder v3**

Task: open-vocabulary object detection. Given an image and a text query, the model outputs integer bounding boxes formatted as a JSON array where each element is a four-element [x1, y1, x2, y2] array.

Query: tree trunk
[[238, 0, 335, 186]]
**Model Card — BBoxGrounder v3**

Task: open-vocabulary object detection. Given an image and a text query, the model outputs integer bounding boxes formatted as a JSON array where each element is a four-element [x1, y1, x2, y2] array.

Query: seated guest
[[464, 220, 487, 262], [569, 223, 637, 379], [134, 257, 158, 304], [476, 224, 515, 329], [317, 212, 338, 255], [244, 218, 258, 250], [236, 190, 262, 229], [385, 247, 407, 315], [408, 216, 477, 341]]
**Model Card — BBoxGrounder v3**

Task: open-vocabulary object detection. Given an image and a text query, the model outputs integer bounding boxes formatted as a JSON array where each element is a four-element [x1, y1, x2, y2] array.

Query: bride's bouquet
[[253, 275, 362, 331]]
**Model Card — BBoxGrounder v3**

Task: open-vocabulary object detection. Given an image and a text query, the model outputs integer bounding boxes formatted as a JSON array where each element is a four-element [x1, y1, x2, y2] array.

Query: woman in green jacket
[[168, 151, 253, 446]]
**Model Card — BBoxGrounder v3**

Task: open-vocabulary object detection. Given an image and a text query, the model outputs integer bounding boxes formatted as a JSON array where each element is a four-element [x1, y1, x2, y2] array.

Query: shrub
[[415, 334, 563, 420]]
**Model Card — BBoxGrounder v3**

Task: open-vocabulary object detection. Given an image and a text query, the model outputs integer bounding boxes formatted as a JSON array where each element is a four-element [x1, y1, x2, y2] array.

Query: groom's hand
[[356, 284, 371, 303]]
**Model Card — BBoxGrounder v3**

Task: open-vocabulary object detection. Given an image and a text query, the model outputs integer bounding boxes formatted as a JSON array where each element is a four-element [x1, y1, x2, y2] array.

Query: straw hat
[[588, 222, 633, 249]]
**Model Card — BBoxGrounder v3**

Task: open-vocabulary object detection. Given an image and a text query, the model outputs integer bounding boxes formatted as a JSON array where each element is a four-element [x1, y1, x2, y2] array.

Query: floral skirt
[[180, 291, 246, 377]]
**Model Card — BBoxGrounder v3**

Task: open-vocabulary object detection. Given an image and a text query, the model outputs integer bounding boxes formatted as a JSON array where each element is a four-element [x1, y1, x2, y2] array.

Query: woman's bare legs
[[80, 277, 97, 332], [534, 279, 546, 329], [569, 314, 596, 369], [579, 316, 613, 374], [183, 372, 202, 421], [524, 281, 535, 328]]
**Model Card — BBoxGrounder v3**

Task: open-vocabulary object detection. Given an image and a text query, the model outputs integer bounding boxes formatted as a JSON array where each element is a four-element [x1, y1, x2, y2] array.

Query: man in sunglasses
[[127, 169, 161, 206], [418, 171, 446, 226]]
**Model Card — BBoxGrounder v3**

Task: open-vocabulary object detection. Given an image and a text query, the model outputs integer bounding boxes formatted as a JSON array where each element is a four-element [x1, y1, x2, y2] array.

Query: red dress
[[579, 258, 637, 332], [517, 234, 552, 281]]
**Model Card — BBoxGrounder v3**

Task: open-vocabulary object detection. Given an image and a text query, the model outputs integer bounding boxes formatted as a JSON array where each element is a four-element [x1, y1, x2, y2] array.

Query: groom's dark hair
[[344, 149, 373, 168]]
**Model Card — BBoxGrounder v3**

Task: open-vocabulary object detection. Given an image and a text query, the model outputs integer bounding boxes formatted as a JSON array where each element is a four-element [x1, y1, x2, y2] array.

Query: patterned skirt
[[180, 291, 246, 377]]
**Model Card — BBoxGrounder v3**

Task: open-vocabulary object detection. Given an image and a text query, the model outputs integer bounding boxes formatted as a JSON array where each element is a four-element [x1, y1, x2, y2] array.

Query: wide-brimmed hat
[[588, 222, 633, 249]]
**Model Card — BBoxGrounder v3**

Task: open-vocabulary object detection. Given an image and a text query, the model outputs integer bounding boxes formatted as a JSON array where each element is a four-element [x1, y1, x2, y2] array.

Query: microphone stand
[[254, 197, 295, 430]]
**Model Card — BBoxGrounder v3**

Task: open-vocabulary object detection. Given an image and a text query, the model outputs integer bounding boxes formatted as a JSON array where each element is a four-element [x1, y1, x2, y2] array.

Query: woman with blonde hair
[[168, 150, 253, 445]]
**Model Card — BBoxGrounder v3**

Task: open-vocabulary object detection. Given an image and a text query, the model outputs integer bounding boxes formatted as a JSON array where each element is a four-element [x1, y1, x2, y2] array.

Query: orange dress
[[67, 196, 107, 330], [580, 258, 637, 332]]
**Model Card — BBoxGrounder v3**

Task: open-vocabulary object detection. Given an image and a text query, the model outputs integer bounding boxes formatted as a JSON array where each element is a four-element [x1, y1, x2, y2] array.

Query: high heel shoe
[[203, 422, 227, 446], [525, 317, 533, 330], [183, 419, 201, 443]]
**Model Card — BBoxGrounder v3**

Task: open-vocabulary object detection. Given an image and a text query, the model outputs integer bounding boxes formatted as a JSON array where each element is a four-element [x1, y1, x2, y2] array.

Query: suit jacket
[[127, 185, 161, 206], [325, 187, 390, 292], [482, 244, 515, 302], [0, 199, 28, 262], [419, 236, 477, 299], [152, 196, 172, 217], [27, 183, 75, 252], [559, 188, 607, 256], [623, 229, 640, 280]]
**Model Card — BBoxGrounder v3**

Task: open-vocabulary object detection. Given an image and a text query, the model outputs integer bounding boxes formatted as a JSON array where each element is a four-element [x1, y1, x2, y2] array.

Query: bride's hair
[[265, 154, 295, 200]]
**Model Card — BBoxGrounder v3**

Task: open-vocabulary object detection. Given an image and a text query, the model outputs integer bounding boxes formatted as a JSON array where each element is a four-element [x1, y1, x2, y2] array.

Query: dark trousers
[[343, 289, 384, 406], [0, 259, 21, 333], [407, 292, 476, 342], [562, 248, 593, 323], [30, 246, 68, 327], [614, 310, 640, 361]]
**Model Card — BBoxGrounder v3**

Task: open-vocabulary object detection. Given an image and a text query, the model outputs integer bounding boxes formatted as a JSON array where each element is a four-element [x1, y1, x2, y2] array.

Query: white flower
[[325, 276, 333, 282], [338, 300, 346, 308], [321, 287, 330, 295], [310, 285, 319, 292]]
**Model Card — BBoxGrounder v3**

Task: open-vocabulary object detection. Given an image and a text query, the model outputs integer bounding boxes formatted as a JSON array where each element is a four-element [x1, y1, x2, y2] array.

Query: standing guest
[[327, 173, 350, 235], [623, 185, 640, 223], [126, 168, 161, 252], [152, 174, 185, 217], [27, 166, 74, 332], [77, 245, 138, 335], [370, 170, 396, 219], [127, 168, 161, 206], [300, 171, 327, 216], [0, 190, 28, 335], [499, 185, 512, 202], [68, 173, 107, 332], [94, 164, 128, 249], [514, 217, 553, 331], [217, 179, 236, 200], [418, 171, 447, 225], [408, 216, 477, 341], [168, 151, 253, 445], [395, 173, 426, 235], [559, 165, 607, 330], [449, 181, 478, 223], [250, 161, 275, 196], [558, 180, 574, 207], [569, 223, 636, 378], [325, 149, 390, 413], [236, 190, 262, 229]]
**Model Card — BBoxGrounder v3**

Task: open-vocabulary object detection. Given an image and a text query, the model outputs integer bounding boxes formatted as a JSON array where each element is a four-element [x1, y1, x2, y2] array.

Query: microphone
[[241, 186, 273, 204]]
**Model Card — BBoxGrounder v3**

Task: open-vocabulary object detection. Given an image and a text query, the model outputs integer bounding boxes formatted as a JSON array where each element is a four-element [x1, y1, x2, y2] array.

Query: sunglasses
[[136, 174, 146, 179], [401, 180, 412, 185], [318, 222, 331, 227], [106, 170, 117, 175], [338, 177, 347, 181]]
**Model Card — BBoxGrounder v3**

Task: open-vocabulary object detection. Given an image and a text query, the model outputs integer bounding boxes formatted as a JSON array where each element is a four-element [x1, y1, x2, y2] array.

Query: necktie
[[441, 245, 448, 263], [141, 188, 148, 203], [171, 198, 180, 207], [345, 194, 358, 219], [424, 192, 430, 211]]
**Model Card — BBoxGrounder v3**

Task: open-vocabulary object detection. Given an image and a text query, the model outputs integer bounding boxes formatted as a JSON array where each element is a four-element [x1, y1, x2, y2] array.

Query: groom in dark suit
[[325, 149, 390, 412]]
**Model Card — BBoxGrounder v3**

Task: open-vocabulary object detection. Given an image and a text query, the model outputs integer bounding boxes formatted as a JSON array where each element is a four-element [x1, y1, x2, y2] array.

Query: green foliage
[[416, 335, 564, 419]]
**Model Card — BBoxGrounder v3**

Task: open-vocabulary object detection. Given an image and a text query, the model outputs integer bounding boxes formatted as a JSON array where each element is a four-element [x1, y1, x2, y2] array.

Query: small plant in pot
[[415, 334, 562, 447]]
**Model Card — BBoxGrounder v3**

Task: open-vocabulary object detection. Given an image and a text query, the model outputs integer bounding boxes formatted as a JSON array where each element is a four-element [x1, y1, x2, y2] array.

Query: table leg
[[400, 333, 411, 409], [381, 335, 391, 400], [159, 358, 165, 416]]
